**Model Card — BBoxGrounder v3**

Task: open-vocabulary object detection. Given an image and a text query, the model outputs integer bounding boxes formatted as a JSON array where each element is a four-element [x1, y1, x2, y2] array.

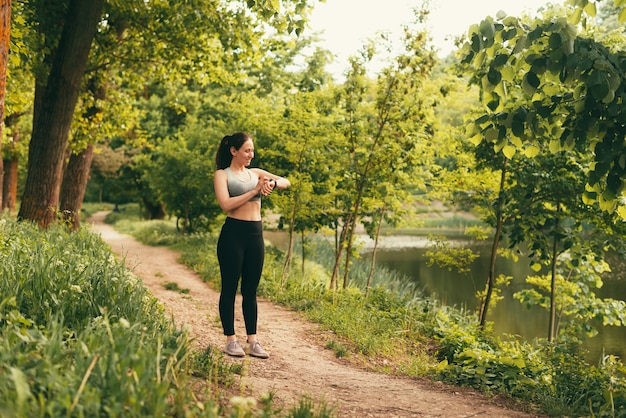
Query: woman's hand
[[259, 177, 274, 196]]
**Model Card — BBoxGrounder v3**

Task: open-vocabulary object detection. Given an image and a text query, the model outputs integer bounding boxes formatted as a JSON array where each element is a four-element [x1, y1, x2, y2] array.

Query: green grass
[[101, 207, 626, 417], [164, 281, 191, 294], [81, 201, 115, 220], [0, 218, 215, 416], [0, 215, 334, 417]]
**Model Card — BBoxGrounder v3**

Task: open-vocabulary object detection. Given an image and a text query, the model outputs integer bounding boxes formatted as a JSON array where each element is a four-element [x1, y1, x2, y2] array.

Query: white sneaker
[[247, 341, 269, 359], [224, 340, 245, 357]]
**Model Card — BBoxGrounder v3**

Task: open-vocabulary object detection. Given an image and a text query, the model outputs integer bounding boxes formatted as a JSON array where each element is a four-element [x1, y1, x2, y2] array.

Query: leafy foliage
[[459, 1, 626, 211]]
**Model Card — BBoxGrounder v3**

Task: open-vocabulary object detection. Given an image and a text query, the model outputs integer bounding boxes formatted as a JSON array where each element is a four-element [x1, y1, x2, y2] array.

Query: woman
[[213, 132, 290, 358]]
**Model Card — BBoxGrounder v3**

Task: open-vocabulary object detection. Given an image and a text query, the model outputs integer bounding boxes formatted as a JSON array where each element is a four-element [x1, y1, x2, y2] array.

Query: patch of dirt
[[89, 211, 541, 417]]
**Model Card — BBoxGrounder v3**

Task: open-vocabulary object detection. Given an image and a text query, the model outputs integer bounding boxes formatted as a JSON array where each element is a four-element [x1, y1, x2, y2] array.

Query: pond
[[362, 235, 626, 364], [265, 230, 626, 363]]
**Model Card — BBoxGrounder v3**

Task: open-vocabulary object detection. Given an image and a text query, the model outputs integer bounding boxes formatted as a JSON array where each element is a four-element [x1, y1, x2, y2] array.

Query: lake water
[[363, 235, 626, 364], [265, 231, 626, 363]]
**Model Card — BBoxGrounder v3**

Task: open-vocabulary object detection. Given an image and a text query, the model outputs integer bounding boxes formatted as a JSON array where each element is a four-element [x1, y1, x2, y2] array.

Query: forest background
[[2, 0, 626, 416]]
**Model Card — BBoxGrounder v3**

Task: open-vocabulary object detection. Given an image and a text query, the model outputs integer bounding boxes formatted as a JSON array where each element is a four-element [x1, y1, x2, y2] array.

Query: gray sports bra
[[225, 167, 261, 202]]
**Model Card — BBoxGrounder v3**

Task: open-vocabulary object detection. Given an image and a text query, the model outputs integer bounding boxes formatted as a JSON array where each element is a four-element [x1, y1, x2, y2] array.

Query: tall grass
[[0, 218, 224, 416]]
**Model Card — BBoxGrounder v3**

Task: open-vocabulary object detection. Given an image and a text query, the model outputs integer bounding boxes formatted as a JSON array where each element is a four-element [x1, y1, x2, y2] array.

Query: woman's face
[[232, 139, 254, 166]]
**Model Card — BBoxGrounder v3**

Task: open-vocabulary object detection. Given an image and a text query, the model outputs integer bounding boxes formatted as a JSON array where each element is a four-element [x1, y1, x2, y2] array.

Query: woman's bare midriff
[[227, 200, 262, 221]]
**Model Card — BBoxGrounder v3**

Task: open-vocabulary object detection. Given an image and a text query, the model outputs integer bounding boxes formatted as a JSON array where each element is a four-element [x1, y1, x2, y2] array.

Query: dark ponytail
[[215, 132, 252, 169]]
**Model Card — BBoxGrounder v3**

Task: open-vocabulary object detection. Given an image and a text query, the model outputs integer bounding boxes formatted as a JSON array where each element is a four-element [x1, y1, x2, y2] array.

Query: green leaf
[[549, 32, 563, 50], [469, 133, 483, 145], [487, 68, 502, 85], [582, 191, 596, 205], [10, 367, 32, 407], [583, 1, 597, 17], [588, 71, 610, 100], [599, 191, 618, 212], [522, 72, 540, 95], [526, 71, 540, 88], [528, 26, 543, 41], [501, 66, 515, 81], [475, 114, 490, 126], [523, 145, 540, 158], [512, 117, 524, 137], [480, 19, 496, 38], [492, 53, 509, 68], [513, 35, 528, 54], [484, 127, 499, 142], [471, 33, 482, 53], [503, 145, 516, 159], [602, 89, 615, 104], [620, 7, 626, 23], [568, 8, 583, 24], [549, 139, 562, 153]]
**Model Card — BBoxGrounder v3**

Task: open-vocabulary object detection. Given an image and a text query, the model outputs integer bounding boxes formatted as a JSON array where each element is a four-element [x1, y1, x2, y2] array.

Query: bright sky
[[308, 0, 552, 77]]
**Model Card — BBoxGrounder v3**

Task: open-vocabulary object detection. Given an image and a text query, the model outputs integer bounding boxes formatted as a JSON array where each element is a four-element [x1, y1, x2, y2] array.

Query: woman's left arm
[[252, 168, 291, 190]]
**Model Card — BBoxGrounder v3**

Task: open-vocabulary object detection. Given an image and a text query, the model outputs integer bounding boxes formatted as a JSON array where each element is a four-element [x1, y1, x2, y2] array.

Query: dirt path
[[88, 211, 538, 417]]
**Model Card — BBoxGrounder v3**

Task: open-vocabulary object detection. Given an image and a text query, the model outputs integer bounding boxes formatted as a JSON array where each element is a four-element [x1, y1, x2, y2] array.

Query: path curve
[[88, 211, 538, 417]]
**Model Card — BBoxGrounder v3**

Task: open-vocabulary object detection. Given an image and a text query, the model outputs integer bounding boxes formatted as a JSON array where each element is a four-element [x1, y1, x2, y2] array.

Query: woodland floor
[[88, 211, 543, 418]]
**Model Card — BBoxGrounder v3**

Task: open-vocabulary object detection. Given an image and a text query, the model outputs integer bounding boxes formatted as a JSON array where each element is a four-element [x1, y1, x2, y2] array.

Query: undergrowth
[[0, 216, 334, 417], [100, 211, 626, 417]]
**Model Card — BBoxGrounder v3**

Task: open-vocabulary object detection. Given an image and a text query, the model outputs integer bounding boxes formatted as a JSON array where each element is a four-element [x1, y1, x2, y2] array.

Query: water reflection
[[368, 236, 626, 363]]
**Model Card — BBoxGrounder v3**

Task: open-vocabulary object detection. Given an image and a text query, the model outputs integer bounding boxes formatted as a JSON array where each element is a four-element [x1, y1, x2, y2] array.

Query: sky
[[307, 0, 551, 77]]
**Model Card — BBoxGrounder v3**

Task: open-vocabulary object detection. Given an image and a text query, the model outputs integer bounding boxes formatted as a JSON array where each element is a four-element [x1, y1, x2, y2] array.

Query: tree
[[59, 72, 108, 229], [0, 0, 11, 210], [458, 0, 626, 337], [276, 88, 341, 281], [476, 150, 509, 328], [16, 0, 318, 228], [460, 0, 626, 213], [18, 0, 104, 227], [139, 135, 219, 233], [330, 11, 438, 289], [2, 0, 33, 213]]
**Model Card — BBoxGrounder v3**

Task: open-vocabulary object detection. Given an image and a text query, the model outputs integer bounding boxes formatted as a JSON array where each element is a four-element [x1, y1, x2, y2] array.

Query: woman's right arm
[[214, 170, 262, 212]]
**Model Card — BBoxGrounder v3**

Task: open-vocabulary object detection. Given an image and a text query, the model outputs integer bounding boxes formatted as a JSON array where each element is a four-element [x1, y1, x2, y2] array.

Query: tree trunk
[[548, 204, 561, 343], [282, 193, 299, 286], [342, 182, 366, 288], [301, 229, 305, 275], [342, 212, 358, 289], [60, 144, 94, 230], [2, 155, 17, 213], [59, 71, 107, 230], [2, 112, 22, 213], [0, 0, 11, 210], [142, 197, 166, 220], [18, 0, 104, 228], [366, 198, 387, 297], [330, 210, 351, 290], [479, 158, 508, 328]]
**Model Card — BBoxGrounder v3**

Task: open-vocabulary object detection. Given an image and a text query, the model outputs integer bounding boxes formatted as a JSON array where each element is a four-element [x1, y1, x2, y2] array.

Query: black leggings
[[216, 217, 264, 336]]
